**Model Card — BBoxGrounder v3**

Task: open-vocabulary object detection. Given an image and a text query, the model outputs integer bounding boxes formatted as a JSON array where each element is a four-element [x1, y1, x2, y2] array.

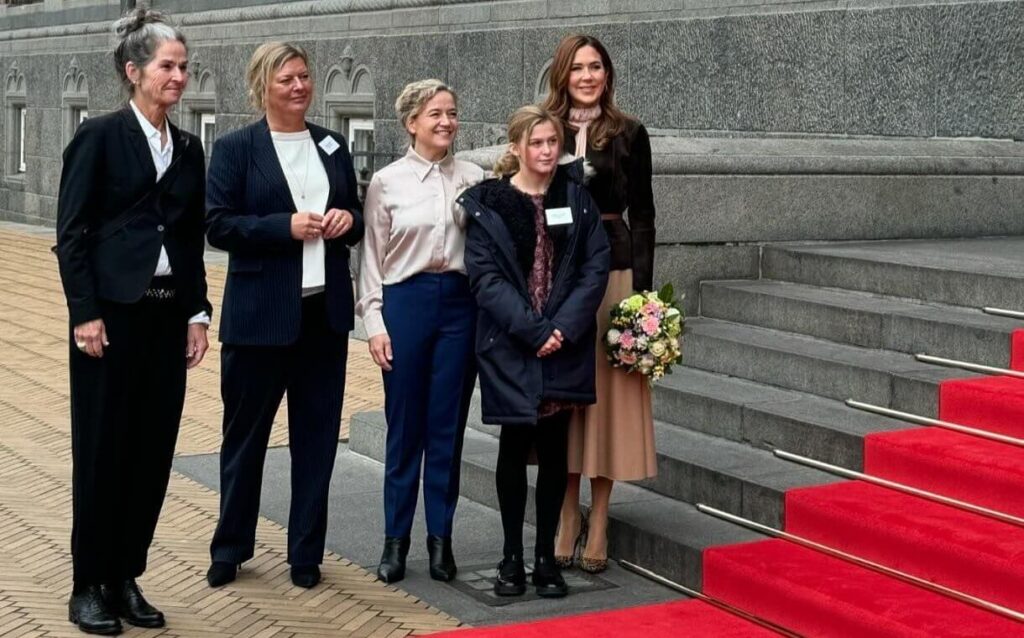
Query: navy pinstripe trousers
[[210, 293, 348, 566]]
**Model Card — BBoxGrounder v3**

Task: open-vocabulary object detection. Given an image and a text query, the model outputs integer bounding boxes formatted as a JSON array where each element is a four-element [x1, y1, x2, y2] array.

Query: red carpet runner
[[1011, 328, 1024, 370], [704, 539, 1022, 637], [446, 343, 1024, 636], [701, 361, 1024, 635], [428, 599, 777, 637]]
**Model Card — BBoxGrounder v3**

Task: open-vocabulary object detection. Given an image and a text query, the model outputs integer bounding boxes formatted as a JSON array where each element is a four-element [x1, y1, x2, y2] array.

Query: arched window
[[62, 57, 89, 148], [322, 46, 377, 199], [180, 54, 217, 163], [535, 60, 553, 102], [5, 61, 27, 178]]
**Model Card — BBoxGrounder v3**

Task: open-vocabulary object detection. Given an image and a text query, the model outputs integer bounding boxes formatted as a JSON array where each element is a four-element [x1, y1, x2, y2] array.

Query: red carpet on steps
[[703, 539, 1024, 637], [785, 480, 1024, 611], [425, 599, 777, 637], [864, 426, 1024, 517], [1011, 329, 1024, 370], [938, 375, 1024, 437]]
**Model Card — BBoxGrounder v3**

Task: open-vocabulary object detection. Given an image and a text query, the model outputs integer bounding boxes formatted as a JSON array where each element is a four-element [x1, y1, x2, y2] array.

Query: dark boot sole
[[68, 610, 123, 636], [535, 585, 569, 599], [429, 568, 457, 582], [206, 563, 239, 588], [376, 569, 406, 584], [494, 583, 526, 597], [123, 615, 165, 629]]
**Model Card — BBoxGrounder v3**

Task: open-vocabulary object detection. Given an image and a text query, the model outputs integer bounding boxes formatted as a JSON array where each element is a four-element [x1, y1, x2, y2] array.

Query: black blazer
[[55, 107, 211, 326], [206, 118, 365, 346]]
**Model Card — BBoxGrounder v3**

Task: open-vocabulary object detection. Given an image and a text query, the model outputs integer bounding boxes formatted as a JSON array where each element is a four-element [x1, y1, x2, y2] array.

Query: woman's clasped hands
[[290, 208, 354, 241]]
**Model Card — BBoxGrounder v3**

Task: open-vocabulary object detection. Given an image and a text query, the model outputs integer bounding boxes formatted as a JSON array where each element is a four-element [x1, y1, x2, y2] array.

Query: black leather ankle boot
[[426, 535, 457, 581], [69, 584, 122, 635], [376, 537, 411, 584], [101, 579, 164, 628]]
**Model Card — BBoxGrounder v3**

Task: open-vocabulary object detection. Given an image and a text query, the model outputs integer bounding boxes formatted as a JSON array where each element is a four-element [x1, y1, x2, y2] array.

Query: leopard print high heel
[[554, 515, 586, 569]]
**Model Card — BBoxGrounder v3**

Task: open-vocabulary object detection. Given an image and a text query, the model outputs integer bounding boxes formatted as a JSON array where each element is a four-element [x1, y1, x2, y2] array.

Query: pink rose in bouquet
[[641, 316, 660, 336]]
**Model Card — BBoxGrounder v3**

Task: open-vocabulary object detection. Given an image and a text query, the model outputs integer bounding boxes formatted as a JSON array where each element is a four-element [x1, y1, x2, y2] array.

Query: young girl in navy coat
[[460, 105, 610, 598]]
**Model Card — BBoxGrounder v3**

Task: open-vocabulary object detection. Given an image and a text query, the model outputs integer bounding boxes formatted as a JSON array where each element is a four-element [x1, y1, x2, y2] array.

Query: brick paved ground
[[0, 228, 462, 637]]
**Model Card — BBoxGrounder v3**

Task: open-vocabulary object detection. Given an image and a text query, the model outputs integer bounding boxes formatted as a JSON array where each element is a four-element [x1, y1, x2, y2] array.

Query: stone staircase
[[349, 237, 1024, 591]]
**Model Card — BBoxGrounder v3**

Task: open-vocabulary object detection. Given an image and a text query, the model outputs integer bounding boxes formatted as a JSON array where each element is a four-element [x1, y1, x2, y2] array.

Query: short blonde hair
[[394, 79, 457, 141], [246, 42, 310, 111], [493, 105, 564, 177]]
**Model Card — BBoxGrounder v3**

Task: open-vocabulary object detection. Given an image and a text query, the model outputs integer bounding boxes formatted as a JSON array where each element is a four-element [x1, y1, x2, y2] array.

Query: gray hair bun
[[113, 8, 169, 40]]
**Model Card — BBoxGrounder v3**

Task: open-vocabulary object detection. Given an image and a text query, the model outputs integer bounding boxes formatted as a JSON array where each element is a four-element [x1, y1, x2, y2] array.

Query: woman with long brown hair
[[544, 34, 658, 574]]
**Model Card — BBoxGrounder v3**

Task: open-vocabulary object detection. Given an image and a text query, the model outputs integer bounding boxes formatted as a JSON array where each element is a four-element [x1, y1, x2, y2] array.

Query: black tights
[[495, 410, 570, 559]]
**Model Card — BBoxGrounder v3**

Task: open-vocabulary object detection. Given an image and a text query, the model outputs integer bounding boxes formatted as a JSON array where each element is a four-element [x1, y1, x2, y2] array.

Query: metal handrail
[[844, 399, 1024, 448], [983, 307, 1024, 320], [914, 353, 1024, 379], [696, 504, 1024, 624], [618, 560, 803, 637], [773, 449, 1024, 529]]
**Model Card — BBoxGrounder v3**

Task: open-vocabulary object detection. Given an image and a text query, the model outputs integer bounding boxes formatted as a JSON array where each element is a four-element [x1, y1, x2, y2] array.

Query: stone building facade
[[1, 0, 1022, 306]]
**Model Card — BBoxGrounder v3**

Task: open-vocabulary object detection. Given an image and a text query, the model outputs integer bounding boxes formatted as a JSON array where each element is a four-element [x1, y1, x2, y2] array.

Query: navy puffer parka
[[460, 160, 610, 426]]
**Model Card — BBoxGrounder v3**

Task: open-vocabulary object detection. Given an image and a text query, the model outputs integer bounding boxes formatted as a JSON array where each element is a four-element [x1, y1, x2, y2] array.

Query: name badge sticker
[[318, 136, 340, 156], [545, 207, 573, 226]]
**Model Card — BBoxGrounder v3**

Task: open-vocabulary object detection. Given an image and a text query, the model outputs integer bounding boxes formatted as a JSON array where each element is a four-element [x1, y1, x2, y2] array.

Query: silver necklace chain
[[280, 138, 311, 201]]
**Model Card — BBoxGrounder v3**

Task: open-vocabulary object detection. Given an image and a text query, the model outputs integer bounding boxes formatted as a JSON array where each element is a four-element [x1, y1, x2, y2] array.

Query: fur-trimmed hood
[[464, 159, 589, 278]]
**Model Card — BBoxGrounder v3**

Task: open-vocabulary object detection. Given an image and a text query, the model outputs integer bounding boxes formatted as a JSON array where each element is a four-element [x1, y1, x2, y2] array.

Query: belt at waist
[[143, 275, 176, 300]]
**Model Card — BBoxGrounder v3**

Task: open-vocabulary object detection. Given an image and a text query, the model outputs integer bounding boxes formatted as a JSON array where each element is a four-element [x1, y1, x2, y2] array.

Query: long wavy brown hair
[[541, 34, 628, 151]]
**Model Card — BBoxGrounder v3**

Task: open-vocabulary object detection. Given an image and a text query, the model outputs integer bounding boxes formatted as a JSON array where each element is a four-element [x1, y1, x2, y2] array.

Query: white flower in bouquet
[[639, 354, 656, 374], [650, 340, 667, 357], [606, 328, 621, 346]]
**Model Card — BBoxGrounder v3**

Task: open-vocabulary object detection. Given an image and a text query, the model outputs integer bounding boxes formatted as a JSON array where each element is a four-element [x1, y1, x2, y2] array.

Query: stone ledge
[[458, 136, 1024, 176]]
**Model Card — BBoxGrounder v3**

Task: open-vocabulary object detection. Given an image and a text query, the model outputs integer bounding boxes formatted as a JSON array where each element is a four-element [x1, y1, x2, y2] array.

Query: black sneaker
[[493, 555, 526, 596], [531, 555, 568, 598]]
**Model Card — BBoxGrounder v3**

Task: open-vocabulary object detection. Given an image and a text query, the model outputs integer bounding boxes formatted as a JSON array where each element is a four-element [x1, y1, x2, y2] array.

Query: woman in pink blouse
[[356, 79, 483, 585]]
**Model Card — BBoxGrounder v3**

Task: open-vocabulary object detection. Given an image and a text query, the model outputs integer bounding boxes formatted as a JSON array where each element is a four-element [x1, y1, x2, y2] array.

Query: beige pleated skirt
[[568, 269, 658, 481]]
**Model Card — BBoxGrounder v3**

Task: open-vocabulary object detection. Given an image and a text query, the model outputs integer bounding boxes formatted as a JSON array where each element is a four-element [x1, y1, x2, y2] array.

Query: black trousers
[[69, 295, 187, 586], [495, 410, 571, 559], [211, 294, 348, 567]]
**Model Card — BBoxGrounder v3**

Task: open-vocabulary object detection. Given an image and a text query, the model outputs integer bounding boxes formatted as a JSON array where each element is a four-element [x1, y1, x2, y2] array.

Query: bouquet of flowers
[[605, 284, 684, 383]]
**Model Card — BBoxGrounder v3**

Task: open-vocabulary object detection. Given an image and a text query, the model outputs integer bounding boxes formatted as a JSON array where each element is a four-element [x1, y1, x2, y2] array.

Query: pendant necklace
[[282, 138, 311, 202]]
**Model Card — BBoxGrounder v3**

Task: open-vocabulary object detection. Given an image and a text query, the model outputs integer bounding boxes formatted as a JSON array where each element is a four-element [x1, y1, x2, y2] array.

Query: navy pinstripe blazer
[[206, 118, 365, 346]]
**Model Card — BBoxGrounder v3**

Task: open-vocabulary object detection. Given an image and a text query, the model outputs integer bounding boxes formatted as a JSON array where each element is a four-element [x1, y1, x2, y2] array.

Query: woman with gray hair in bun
[[356, 79, 483, 584], [55, 7, 210, 635]]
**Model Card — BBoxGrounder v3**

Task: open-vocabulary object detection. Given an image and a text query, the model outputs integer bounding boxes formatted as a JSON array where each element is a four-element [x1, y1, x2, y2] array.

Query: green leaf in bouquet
[[658, 283, 675, 304]]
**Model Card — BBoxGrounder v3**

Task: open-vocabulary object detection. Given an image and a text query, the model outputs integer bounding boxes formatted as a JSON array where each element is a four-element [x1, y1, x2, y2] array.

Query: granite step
[[641, 422, 840, 529], [683, 318, 978, 417], [461, 380, 842, 526], [349, 410, 764, 590], [653, 367, 911, 470], [762, 240, 1024, 310], [700, 279, 1019, 367]]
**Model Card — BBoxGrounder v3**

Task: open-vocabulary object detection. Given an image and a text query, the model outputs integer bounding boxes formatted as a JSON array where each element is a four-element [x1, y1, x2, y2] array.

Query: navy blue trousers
[[211, 293, 348, 566], [381, 272, 476, 538]]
